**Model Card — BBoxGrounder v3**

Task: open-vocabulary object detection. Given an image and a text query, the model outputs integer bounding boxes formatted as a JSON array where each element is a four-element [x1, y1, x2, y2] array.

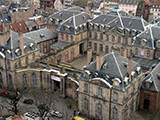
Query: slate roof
[[48, 9, 81, 23], [23, 28, 58, 43], [85, 52, 139, 79], [133, 26, 160, 49], [4, 30, 38, 60], [119, 0, 139, 5], [142, 63, 160, 91], [90, 13, 148, 31], [132, 56, 159, 69], [83, 52, 140, 91], [0, 13, 11, 23], [57, 12, 90, 34], [50, 41, 69, 50], [25, 21, 39, 30]]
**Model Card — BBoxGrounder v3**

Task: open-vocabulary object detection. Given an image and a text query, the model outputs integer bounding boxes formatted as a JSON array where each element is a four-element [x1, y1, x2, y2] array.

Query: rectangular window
[[44, 48, 47, 53], [84, 83, 88, 93], [43, 42, 46, 46], [89, 42, 92, 48], [141, 49, 144, 56], [100, 44, 103, 52], [98, 88, 102, 98], [113, 92, 118, 101], [94, 43, 97, 51], [105, 45, 108, 53]]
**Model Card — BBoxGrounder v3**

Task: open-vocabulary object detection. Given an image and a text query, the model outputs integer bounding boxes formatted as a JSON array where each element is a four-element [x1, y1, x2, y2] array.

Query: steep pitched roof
[[142, 63, 160, 92], [90, 13, 148, 31], [119, 0, 139, 5], [133, 26, 160, 49]]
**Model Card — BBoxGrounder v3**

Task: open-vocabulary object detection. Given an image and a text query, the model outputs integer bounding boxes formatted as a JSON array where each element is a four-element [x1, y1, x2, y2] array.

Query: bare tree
[[31, 89, 55, 120], [0, 91, 21, 115]]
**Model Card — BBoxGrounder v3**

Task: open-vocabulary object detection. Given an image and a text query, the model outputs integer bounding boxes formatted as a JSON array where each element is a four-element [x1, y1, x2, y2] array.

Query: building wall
[[119, 4, 138, 15], [140, 89, 159, 111]]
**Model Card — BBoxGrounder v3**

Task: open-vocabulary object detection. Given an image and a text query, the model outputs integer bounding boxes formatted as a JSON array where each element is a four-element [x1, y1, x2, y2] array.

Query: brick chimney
[[19, 33, 24, 55], [128, 51, 133, 80], [87, 48, 92, 64], [96, 53, 105, 70], [85, 6, 89, 14]]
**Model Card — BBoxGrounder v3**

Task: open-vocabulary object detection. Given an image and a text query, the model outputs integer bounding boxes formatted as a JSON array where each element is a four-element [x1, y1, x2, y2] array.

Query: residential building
[[119, 0, 140, 16], [40, 0, 63, 10], [78, 52, 142, 120], [23, 28, 58, 54], [88, 12, 148, 59], [132, 26, 160, 71], [140, 63, 160, 111]]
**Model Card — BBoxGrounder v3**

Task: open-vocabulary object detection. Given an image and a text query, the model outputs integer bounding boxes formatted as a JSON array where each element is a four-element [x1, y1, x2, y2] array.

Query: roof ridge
[[117, 11, 124, 28], [149, 27, 155, 49], [112, 52, 123, 79]]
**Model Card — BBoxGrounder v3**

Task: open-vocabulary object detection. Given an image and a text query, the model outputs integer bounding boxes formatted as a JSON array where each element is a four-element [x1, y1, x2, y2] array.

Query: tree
[[0, 91, 21, 115], [31, 89, 55, 120]]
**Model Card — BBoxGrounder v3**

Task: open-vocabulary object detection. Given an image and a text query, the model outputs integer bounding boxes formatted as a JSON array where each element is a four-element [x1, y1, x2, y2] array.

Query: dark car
[[0, 91, 10, 97], [23, 99, 34, 105]]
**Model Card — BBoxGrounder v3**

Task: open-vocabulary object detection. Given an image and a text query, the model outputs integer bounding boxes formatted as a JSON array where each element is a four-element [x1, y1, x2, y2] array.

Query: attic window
[[82, 15, 86, 20], [19, 23, 22, 26], [103, 18, 107, 22], [40, 34, 44, 38], [103, 62, 108, 69], [129, 21, 132, 26], [123, 62, 128, 67], [69, 19, 72, 23], [59, 13, 62, 16], [114, 20, 118, 24]]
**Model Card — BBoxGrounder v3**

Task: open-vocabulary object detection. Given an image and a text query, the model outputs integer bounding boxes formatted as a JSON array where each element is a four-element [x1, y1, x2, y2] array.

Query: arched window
[[106, 34, 109, 41], [84, 97, 89, 111], [135, 48, 138, 55], [66, 35, 68, 41], [84, 83, 88, 93], [0, 72, 2, 84], [23, 73, 27, 85], [8, 74, 13, 88], [118, 36, 121, 43], [112, 35, 115, 42], [123, 105, 128, 120], [130, 100, 134, 114], [113, 107, 117, 120], [94, 32, 97, 39], [146, 50, 150, 58], [98, 88, 102, 98], [70, 35, 73, 42], [32, 73, 36, 85], [61, 34, 64, 40], [18, 60, 21, 67]]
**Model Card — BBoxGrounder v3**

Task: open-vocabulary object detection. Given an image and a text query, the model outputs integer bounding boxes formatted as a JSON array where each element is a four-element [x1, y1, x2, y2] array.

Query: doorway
[[143, 99, 150, 110], [79, 43, 84, 55]]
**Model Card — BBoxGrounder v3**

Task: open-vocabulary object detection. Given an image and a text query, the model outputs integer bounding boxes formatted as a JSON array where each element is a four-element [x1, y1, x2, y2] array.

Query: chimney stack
[[19, 33, 24, 55], [96, 53, 105, 70], [90, 10, 94, 19], [128, 50, 133, 80], [87, 48, 93, 64]]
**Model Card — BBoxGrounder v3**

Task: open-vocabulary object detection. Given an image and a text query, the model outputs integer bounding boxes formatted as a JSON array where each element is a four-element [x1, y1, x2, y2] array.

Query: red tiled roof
[[145, 0, 160, 6], [12, 117, 24, 120], [35, 20, 45, 26], [9, 21, 29, 33]]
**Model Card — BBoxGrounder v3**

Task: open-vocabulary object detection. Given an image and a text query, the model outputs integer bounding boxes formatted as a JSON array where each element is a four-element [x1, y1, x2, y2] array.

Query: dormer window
[[156, 40, 160, 48], [124, 77, 129, 86], [141, 39, 147, 46], [15, 48, 21, 56], [123, 62, 128, 68], [112, 78, 121, 87], [103, 62, 108, 69], [145, 81, 152, 88]]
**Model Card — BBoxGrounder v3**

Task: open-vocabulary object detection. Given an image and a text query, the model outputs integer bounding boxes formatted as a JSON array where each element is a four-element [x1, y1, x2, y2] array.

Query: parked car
[[50, 110, 62, 118], [0, 91, 10, 97], [23, 99, 34, 105]]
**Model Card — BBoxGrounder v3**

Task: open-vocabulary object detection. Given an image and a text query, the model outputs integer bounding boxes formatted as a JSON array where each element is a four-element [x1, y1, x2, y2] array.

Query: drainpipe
[[109, 88, 112, 120]]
